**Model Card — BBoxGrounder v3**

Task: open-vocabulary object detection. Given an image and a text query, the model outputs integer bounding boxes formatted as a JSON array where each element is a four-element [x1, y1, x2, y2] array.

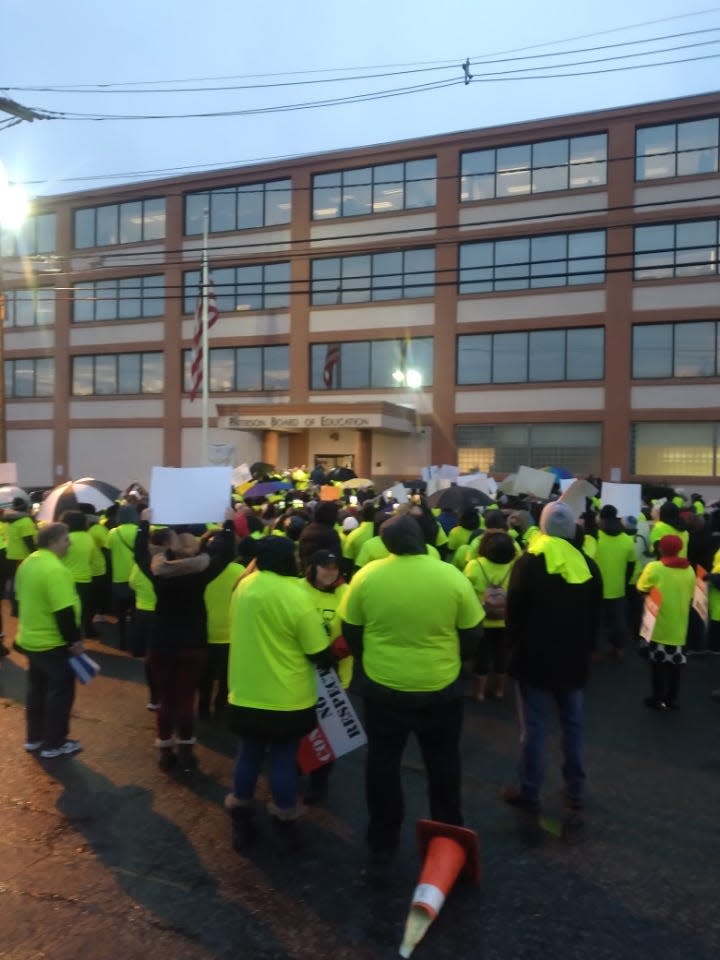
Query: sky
[[1, 0, 719, 200]]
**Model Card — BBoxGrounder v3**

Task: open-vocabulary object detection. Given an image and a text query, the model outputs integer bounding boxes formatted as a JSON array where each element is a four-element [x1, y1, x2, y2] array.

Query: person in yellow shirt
[[594, 505, 637, 660], [225, 537, 332, 851], [637, 535, 696, 710], [6, 497, 37, 617], [61, 511, 97, 640], [339, 515, 483, 868], [299, 548, 350, 804], [107, 505, 139, 650], [15, 522, 84, 758]]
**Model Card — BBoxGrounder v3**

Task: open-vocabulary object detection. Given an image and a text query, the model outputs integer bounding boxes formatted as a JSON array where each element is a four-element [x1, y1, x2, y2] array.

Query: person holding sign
[[226, 537, 333, 852], [636, 535, 696, 711]]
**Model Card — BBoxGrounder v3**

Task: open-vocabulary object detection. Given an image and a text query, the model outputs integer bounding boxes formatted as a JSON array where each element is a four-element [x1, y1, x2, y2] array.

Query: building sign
[[218, 411, 413, 432]]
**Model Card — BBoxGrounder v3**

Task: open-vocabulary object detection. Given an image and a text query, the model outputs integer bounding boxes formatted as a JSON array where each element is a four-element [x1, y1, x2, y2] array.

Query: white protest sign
[[486, 476, 498, 498], [559, 479, 598, 519], [693, 567, 708, 622], [297, 668, 367, 773], [438, 464, 460, 482], [601, 482, 642, 520], [0, 463, 18, 484], [498, 474, 517, 495], [515, 465, 555, 500], [232, 463, 252, 485], [559, 478, 576, 494], [639, 586, 663, 642], [457, 472, 491, 495], [384, 482, 408, 504], [150, 466, 232, 524]]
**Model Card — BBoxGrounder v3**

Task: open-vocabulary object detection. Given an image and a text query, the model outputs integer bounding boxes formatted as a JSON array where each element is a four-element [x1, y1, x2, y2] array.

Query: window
[[632, 321, 719, 378], [73, 276, 164, 323], [456, 422, 602, 475], [312, 158, 436, 219], [634, 219, 720, 280], [183, 262, 291, 313], [633, 422, 719, 476], [4, 358, 54, 398], [0, 212, 56, 257], [457, 327, 603, 384], [311, 248, 434, 304], [71, 353, 164, 395], [310, 338, 433, 390], [74, 199, 166, 248], [636, 117, 719, 180], [182, 345, 289, 392], [460, 134, 607, 201], [3, 289, 55, 328], [459, 231, 605, 293], [184, 179, 291, 234]]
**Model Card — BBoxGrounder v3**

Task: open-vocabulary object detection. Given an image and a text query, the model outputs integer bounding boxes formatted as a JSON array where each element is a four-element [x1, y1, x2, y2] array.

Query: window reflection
[[312, 159, 436, 219]]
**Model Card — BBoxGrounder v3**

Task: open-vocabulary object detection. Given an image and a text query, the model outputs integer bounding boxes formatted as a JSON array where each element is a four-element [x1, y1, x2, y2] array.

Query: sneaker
[[563, 789, 583, 813], [500, 785, 539, 814], [146, 702, 160, 712], [24, 741, 43, 753], [643, 697, 667, 711], [40, 740, 82, 759]]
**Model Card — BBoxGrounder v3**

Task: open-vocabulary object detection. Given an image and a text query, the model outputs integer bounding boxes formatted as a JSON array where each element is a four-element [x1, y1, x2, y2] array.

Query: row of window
[[456, 421, 720, 478], [10, 114, 716, 254], [8, 317, 717, 398]]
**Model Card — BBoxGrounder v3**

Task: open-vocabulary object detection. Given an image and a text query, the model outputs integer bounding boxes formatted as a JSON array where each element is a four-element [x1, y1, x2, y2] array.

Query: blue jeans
[[515, 683, 586, 803], [233, 737, 299, 811]]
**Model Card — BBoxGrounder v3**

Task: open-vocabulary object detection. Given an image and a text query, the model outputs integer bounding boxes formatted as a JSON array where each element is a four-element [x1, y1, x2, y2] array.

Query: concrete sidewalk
[[1, 614, 719, 960]]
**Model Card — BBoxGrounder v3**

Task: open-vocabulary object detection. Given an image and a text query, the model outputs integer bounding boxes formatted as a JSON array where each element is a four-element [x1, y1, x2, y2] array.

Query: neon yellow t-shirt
[[300, 578, 352, 688], [128, 562, 157, 612], [447, 526, 472, 553], [228, 571, 328, 711], [15, 549, 81, 651], [649, 521, 689, 559], [108, 523, 138, 584], [6, 515, 36, 561], [636, 560, 696, 646], [709, 547, 720, 623], [63, 530, 95, 584], [464, 556, 514, 627], [204, 561, 245, 645], [88, 522, 109, 576], [342, 521, 374, 561], [595, 530, 637, 599], [355, 535, 440, 569], [339, 554, 483, 692]]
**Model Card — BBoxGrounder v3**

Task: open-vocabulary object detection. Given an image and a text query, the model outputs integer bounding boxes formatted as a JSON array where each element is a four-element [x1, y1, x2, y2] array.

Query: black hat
[[599, 504, 617, 520], [310, 549, 339, 567]]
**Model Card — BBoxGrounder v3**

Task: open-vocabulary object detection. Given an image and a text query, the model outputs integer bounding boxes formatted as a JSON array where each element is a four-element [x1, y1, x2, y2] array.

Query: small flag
[[189, 275, 219, 402], [323, 342, 341, 388]]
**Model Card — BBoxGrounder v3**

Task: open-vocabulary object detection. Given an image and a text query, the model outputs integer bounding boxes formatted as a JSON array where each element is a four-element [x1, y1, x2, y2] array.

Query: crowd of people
[[3, 474, 720, 865]]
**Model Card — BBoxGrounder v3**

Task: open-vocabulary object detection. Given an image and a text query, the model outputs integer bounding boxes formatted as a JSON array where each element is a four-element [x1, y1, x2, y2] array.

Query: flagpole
[[201, 209, 209, 466]]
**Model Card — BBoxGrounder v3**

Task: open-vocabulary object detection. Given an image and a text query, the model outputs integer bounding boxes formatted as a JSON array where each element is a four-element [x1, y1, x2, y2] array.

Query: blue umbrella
[[242, 480, 293, 498], [543, 466, 574, 481]]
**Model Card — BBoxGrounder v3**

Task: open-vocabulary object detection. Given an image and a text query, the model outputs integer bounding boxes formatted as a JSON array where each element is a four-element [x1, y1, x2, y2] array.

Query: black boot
[[176, 742, 197, 772]]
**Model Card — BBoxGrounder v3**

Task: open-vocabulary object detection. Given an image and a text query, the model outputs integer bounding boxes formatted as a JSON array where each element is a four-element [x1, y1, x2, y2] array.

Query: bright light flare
[[0, 163, 29, 232]]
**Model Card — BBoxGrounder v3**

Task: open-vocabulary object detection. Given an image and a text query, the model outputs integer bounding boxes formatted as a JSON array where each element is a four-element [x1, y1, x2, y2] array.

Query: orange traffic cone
[[399, 819, 481, 958]]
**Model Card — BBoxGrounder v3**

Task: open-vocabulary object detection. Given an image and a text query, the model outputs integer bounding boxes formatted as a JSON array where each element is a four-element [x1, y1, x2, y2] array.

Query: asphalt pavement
[[1, 609, 719, 960]]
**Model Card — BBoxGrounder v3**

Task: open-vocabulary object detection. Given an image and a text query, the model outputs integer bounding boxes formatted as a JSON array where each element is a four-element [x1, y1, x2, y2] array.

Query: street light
[[0, 162, 30, 462]]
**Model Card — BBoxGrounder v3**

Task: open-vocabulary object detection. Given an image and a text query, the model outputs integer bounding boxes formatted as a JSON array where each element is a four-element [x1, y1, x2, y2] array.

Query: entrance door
[[314, 453, 355, 471]]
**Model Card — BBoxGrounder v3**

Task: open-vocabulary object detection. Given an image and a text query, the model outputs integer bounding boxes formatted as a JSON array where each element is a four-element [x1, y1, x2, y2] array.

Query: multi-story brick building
[[2, 90, 719, 492]]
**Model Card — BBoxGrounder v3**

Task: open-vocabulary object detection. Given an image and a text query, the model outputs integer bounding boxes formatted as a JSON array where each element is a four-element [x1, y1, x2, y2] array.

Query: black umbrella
[[36, 477, 121, 522], [428, 485, 493, 512], [326, 466, 357, 482]]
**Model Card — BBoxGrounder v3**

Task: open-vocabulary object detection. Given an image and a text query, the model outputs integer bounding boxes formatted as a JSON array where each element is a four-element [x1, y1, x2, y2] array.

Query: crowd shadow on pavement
[[42, 758, 292, 960]]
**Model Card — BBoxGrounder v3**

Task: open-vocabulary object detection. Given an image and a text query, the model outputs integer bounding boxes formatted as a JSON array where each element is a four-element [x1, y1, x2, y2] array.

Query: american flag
[[323, 342, 341, 388], [189, 275, 219, 402]]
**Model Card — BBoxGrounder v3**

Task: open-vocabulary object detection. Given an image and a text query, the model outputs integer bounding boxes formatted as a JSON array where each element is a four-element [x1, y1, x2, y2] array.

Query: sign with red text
[[640, 586, 663, 642], [693, 566, 708, 621], [297, 667, 366, 773]]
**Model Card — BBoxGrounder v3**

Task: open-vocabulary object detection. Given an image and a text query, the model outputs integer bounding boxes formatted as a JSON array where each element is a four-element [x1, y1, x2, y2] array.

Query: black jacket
[[506, 548, 602, 692]]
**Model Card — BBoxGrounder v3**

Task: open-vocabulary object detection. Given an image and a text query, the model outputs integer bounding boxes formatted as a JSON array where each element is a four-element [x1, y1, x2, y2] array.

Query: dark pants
[[708, 620, 720, 654], [364, 695, 464, 855], [198, 643, 229, 718], [148, 648, 207, 743], [75, 581, 95, 638], [111, 583, 134, 648], [650, 661, 681, 706], [233, 737, 300, 811], [129, 610, 159, 704], [25, 647, 76, 749], [598, 597, 628, 651], [474, 626, 509, 675], [515, 683, 586, 804]]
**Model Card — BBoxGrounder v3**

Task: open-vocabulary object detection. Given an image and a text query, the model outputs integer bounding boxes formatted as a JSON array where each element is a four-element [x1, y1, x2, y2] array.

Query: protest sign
[[0, 463, 18, 484], [639, 586, 663, 642], [150, 466, 232, 524], [319, 484, 341, 501], [601, 482, 642, 520], [515, 465, 555, 500], [456, 472, 491, 495], [693, 566, 708, 622], [297, 668, 367, 773], [559, 479, 598, 518]]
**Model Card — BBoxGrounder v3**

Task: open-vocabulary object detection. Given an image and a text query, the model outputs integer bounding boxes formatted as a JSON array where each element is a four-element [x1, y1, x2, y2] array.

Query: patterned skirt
[[644, 641, 687, 665]]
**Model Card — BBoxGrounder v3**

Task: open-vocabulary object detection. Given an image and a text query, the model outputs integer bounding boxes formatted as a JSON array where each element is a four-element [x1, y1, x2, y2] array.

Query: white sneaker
[[24, 741, 43, 752], [147, 702, 160, 711], [40, 740, 82, 759]]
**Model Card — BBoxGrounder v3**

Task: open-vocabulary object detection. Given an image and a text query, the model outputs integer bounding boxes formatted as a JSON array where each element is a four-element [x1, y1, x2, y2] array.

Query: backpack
[[482, 582, 507, 621]]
